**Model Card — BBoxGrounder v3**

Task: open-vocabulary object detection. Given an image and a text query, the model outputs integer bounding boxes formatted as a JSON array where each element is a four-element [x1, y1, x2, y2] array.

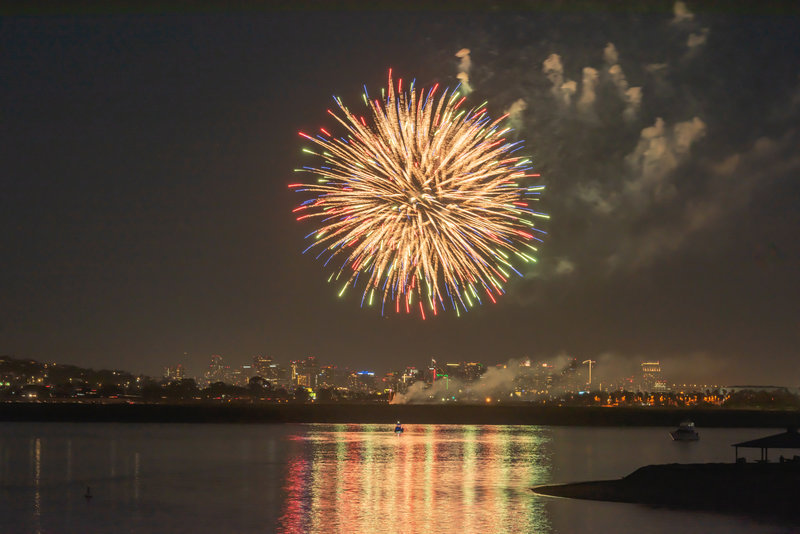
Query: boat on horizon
[[670, 421, 699, 441]]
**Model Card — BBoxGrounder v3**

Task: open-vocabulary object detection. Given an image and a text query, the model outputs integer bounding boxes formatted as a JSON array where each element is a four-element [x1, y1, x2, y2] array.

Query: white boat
[[670, 421, 699, 441]]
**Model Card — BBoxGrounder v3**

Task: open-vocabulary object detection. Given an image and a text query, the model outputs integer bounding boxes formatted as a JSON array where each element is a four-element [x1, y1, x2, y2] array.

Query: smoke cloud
[[577, 67, 599, 113], [672, 1, 694, 24], [455, 48, 473, 94], [687, 28, 709, 49], [391, 354, 594, 404], [543, 53, 576, 107], [390, 361, 525, 404], [685, 134, 800, 234], [604, 43, 642, 121], [388, 352, 740, 404], [541, 43, 640, 120], [603, 42, 619, 65], [554, 258, 576, 276], [504, 98, 527, 132], [423, 8, 799, 384], [624, 116, 706, 205]]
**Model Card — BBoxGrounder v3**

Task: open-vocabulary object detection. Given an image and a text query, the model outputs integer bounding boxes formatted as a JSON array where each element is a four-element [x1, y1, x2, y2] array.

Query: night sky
[[2, 3, 798, 384]]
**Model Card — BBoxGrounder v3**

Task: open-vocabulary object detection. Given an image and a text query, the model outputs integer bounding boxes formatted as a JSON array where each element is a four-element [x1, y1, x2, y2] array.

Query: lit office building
[[163, 364, 184, 382], [205, 355, 229, 384], [641, 361, 663, 392], [253, 355, 273, 377], [349, 370, 376, 392], [290, 356, 320, 388]]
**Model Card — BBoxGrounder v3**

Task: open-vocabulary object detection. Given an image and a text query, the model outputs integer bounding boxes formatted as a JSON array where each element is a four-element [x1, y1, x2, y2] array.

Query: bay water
[[0, 422, 792, 533]]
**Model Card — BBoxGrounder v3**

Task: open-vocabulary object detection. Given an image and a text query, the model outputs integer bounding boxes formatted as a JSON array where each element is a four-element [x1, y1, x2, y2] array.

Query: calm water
[[0, 423, 794, 533]]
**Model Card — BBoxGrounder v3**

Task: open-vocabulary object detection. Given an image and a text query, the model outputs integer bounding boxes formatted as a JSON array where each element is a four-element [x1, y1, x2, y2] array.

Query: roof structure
[[732, 427, 800, 462], [733, 428, 800, 449]]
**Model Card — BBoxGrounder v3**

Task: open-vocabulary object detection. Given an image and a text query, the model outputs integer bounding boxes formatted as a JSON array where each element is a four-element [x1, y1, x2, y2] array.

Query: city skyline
[[8, 351, 789, 410], [3, 349, 774, 397], [2, 3, 798, 385]]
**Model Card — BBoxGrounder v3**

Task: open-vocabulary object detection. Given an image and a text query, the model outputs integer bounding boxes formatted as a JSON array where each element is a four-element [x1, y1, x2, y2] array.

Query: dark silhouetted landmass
[[533, 462, 800, 520], [1, 402, 800, 427]]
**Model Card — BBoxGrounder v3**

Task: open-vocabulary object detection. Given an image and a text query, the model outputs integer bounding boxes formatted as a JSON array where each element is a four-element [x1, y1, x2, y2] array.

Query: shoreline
[[533, 462, 800, 520], [1, 402, 799, 426]]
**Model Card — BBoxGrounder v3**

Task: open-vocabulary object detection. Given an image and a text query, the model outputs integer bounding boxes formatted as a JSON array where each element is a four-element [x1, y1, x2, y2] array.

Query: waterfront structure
[[733, 428, 800, 462]]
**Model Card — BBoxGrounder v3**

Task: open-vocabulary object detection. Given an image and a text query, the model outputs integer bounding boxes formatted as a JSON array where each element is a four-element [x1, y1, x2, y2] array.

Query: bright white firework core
[[290, 71, 548, 318]]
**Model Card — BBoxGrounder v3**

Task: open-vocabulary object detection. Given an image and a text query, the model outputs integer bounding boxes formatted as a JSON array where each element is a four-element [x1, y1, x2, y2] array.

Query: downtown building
[[640, 361, 670, 393]]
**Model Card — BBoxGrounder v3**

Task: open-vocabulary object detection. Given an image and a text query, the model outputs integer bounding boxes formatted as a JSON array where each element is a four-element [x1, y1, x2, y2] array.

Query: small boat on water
[[394, 421, 404, 434], [670, 421, 699, 441]]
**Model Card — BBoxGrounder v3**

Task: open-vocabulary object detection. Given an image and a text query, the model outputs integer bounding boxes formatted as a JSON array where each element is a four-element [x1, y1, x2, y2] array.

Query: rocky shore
[[533, 462, 800, 519]]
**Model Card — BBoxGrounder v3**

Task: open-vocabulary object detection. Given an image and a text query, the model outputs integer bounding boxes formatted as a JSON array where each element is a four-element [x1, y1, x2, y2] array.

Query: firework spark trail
[[290, 71, 548, 318]]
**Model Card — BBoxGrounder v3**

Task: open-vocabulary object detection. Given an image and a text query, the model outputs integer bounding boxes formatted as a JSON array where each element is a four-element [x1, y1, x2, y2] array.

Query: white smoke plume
[[543, 45, 639, 118], [390, 356, 579, 404], [623, 87, 643, 122], [673, 116, 707, 155], [592, 352, 733, 388], [390, 364, 518, 404], [603, 42, 619, 65], [576, 182, 617, 214], [687, 134, 800, 234], [608, 63, 628, 92], [504, 98, 527, 132], [687, 28, 709, 49], [646, 63, 668, 74], [455, 48, 473, 94], [559, 80, 577, 107], [543, 53, 564, 87], [577, 67, 599, 113], [621, 133, 800, 270], [604, 44, 642, 121], [672, 1, 694, 24], [554, 258, 576, 276], [387, 350, 756, 403], [593, 352, 642, 385], [543, 53, 576, 107], [625, 116, 706, 204]]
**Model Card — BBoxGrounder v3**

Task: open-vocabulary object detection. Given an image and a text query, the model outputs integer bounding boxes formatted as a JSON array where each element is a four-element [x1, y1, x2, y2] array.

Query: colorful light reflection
[[278, 424, 551, 533]]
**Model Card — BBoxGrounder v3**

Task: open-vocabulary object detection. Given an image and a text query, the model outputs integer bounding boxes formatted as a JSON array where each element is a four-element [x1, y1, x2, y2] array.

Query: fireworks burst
[[289, 70, 548, 318]]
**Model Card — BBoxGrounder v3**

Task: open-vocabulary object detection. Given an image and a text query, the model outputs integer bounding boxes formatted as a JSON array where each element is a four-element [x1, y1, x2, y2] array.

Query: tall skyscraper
[[427, 359, 444, 383], [205, 355, 228, 384], [641, 361, 662, 392], [163, 364, 184, 382], [290, 356, 320, 388], [253, 355, 273, 377]]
